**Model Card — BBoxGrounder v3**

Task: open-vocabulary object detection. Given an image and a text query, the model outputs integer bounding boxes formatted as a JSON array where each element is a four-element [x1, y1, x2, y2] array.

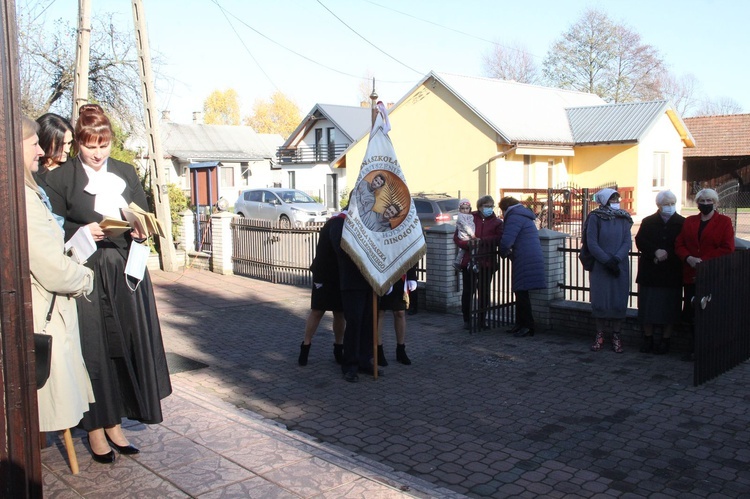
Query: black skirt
[[310, 281, 343, 312], [78, 246, 172, 430]]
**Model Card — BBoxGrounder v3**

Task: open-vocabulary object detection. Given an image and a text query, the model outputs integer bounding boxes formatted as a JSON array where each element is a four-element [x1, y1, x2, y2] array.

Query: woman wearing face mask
[[45, 104, 172, 464], [674, 188, 734, 360], [587, 188, 633, 353], [634, 190, 685, 354], [453, 195, 503, 330]]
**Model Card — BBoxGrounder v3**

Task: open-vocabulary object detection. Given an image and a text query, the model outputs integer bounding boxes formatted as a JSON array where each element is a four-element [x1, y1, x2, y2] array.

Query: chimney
[[161, 110, 171, 121], [193, 111, 204, 125]]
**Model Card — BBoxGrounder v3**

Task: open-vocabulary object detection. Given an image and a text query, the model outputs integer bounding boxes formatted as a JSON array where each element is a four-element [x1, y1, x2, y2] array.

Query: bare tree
[[17, 4, 143, 130], [696, 96, 745, 116], [659, 72, 700, 117], [482, 41, 539, 84], [542, 8, 665, 103]]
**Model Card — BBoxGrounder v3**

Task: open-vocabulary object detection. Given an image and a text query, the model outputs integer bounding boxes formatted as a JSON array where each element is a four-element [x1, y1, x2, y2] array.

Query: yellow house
[[335, 72, 694, 219]]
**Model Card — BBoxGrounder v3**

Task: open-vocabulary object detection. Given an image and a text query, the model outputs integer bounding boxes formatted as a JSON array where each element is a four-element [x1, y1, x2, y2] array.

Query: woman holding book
[[45, 104, 171, 464]]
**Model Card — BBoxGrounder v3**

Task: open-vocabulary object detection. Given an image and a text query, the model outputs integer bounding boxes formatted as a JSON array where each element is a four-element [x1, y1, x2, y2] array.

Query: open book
[[99, 217, 131, 237], [121, 203, 166, 238]]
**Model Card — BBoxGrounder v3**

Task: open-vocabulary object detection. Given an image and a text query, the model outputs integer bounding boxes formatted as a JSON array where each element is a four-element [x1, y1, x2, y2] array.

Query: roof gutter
[[484, 145, 517, 192]]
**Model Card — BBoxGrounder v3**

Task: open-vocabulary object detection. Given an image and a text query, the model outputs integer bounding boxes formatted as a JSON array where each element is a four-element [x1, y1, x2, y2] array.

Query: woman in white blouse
[[45, 104, 172, 464]]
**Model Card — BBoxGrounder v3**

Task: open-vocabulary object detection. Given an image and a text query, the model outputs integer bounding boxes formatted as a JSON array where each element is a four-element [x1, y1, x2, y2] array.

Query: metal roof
[[316, 104, 371, 142], [567, 100, 671, 144], [431, 72, 606, 144], [160, 122, 274, 161]]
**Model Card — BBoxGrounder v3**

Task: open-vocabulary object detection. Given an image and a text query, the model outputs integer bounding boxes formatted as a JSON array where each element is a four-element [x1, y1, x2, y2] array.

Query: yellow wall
[[569, 144, 639, 190], [342, 82, 503, 204]]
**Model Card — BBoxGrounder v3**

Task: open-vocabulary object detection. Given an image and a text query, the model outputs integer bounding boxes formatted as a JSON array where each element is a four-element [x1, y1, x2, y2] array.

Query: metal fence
[[231, 218, 427, 287], [466, 239, 514, 332], [559, 237, 640, 307], [195, 213, 212, 253]]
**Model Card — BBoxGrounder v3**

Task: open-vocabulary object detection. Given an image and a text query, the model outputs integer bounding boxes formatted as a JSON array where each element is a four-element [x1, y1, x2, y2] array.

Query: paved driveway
[[152, 268, 750, 498]]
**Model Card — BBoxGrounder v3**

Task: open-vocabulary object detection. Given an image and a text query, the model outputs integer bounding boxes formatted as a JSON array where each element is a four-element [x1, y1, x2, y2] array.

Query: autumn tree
[[16, 3, 143, 128], [203, 88, 241, 125], [659, 73, 700, 117], [482, 41, 539, 84], [542, 8, 664, 103], [244, 91, 301, 138]]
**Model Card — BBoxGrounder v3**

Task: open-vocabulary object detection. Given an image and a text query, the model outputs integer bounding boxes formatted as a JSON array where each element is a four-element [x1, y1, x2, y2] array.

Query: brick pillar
[[424, 225, 462, 313], [210, 211, 235, 275], [532, 228, 568, 328], [180, 209, 194, 251]]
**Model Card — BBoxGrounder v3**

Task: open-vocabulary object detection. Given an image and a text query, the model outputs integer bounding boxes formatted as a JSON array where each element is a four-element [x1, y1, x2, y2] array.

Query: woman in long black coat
[[635, 190, 685, 354], [45, 104, 171, 463]]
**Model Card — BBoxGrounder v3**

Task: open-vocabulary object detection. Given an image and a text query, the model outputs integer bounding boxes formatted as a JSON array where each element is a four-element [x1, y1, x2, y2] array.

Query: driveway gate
[[693, 250, 750, 386], [466, 239, 514, 333]]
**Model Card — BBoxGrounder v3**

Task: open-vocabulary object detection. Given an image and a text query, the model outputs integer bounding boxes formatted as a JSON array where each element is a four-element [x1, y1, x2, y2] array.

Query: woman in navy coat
[[499, 197, 545, 337]]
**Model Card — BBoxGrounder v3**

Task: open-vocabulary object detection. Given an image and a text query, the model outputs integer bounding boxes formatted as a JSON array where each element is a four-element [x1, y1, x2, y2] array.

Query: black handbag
[[34, 294, 56, 389]]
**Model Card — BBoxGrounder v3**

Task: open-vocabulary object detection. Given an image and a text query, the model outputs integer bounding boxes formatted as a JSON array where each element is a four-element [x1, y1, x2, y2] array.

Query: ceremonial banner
[[342, 102, 426, 296]]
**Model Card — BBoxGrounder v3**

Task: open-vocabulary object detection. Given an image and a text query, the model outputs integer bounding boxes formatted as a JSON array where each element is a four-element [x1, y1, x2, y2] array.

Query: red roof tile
[[683, 114, 750, 157]]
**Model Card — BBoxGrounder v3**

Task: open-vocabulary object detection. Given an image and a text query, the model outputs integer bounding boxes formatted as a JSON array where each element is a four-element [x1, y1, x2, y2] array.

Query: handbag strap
[[44, 293, 57, 325]]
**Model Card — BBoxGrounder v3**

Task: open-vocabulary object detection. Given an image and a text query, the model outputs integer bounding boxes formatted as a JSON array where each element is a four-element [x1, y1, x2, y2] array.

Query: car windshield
[[279, 190, 316, 203]]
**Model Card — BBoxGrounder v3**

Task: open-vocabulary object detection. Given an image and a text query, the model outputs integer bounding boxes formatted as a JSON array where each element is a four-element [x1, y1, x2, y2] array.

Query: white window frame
[[653, 152, 668, 188]]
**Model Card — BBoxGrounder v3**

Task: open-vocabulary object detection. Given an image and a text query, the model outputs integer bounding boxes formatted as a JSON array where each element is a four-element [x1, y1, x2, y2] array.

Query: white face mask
[[610, 203, 620, 210], [661, 205, 676, 216], [124, 241, 150, 291]]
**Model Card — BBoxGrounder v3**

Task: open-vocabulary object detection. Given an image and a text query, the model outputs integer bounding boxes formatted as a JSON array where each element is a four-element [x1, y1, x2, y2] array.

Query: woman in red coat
[[674, 188, 735, 360]]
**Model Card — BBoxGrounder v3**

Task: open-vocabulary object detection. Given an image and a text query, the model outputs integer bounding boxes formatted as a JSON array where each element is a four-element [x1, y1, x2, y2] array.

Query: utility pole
[[131, 0, 177, 271], [71, 0, 91, 122]]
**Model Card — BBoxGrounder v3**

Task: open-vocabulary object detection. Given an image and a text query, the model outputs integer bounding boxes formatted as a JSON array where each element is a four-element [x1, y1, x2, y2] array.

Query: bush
[[168, 184, 190, 240]]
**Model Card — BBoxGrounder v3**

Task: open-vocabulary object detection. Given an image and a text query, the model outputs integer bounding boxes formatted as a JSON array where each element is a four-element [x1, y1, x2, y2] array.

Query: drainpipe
[[485, 145, 517, 196]]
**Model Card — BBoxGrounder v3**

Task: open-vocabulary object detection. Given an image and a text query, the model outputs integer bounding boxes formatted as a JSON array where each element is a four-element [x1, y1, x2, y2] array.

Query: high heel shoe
[[105, 434, 140, 455], [91, 449, 116, 464]]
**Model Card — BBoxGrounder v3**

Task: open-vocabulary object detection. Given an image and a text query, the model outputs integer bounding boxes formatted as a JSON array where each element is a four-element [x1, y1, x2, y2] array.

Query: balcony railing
[[276, 144, 350, 164]]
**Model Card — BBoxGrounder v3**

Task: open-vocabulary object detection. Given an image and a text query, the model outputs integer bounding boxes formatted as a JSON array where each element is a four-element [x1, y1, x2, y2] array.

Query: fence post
[[532, 228, 568, 328], [423, 225, 462, 312], [210, 211, 235, 275], [180, 209, 194, 251]]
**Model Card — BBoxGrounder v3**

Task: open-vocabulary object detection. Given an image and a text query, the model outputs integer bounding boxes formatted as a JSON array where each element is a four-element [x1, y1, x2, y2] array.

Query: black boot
[[655, 338, 670, 355], [639, 335, 653, 354], [333, 344, 344, 365], [298, 342, 311, 366], [377, 344, 388, 366], [396, 344, 412, 365]]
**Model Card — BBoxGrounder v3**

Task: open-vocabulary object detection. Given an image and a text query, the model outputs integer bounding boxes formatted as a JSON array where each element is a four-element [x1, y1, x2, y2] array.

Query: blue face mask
[[661, 205, 675, 216], [481, 207, 494, 217]]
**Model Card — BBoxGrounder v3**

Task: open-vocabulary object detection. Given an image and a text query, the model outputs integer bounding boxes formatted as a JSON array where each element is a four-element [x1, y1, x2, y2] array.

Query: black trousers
[[340, 288, 373, 371], [515, 290, 535, 329]]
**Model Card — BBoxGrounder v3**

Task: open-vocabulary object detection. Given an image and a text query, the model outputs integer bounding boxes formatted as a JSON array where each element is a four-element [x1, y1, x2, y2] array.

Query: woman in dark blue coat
[[499, 197, 545, 337]]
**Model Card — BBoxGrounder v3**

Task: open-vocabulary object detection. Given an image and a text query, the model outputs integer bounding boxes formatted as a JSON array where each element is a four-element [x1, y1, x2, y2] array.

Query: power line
[[315, 0, 424, 76], [212, 0, 281, 93], [210, 0, 413, 85]]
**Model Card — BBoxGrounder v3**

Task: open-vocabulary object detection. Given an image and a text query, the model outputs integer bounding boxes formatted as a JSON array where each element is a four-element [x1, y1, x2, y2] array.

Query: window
[[220, 166, 234, 187], [288, 171, 296, 188], [247, 190, 262, 202], [523, 155, 532, 188], [653, 152, 668, 188], [327, 127, 335, 161], [314, 129, 323, 161]]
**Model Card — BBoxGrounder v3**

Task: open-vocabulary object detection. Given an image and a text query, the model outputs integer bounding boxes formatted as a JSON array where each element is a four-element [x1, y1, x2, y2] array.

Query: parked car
[[412, 193, 460, 230], [235, 188, 329, 227]]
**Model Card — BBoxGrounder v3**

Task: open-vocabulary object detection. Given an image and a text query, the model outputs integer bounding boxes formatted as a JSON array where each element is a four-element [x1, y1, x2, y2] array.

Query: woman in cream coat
[[22, 116, 95, 432]]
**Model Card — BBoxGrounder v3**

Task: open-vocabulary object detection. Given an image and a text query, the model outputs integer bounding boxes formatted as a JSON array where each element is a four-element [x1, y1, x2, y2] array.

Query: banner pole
[[370, 79, 379, 380]]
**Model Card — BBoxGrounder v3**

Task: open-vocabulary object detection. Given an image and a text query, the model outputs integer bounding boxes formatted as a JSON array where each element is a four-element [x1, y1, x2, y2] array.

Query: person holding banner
[[454, 195, 503, 330]]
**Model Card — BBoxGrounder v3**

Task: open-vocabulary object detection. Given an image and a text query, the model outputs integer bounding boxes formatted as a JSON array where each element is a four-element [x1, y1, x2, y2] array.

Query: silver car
[[234, 188, 329, 227]]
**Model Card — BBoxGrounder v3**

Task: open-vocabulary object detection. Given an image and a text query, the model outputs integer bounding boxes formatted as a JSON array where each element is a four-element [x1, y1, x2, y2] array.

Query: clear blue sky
[[25, 0, 750, 123]]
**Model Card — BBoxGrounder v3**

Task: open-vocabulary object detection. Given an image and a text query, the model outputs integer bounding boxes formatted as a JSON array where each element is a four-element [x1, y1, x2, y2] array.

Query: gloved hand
[[604, 257, 620, 277], [407, 280, 417, 292], [314, 282, 323, 289]]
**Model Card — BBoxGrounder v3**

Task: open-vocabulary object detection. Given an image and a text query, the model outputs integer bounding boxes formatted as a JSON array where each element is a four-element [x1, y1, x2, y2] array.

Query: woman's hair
[[37, 113, 74, 166], [476, 195, 494, 208], [498, 196, 519, 212], [695, 188, 719, 205], [655, 190, 676, 206], [75, 103, 113, 146], [21, 116, 40, 190]]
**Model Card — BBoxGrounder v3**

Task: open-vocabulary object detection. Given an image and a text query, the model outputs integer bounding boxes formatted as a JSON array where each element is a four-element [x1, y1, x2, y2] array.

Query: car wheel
[[279, 215, 291, 228]]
